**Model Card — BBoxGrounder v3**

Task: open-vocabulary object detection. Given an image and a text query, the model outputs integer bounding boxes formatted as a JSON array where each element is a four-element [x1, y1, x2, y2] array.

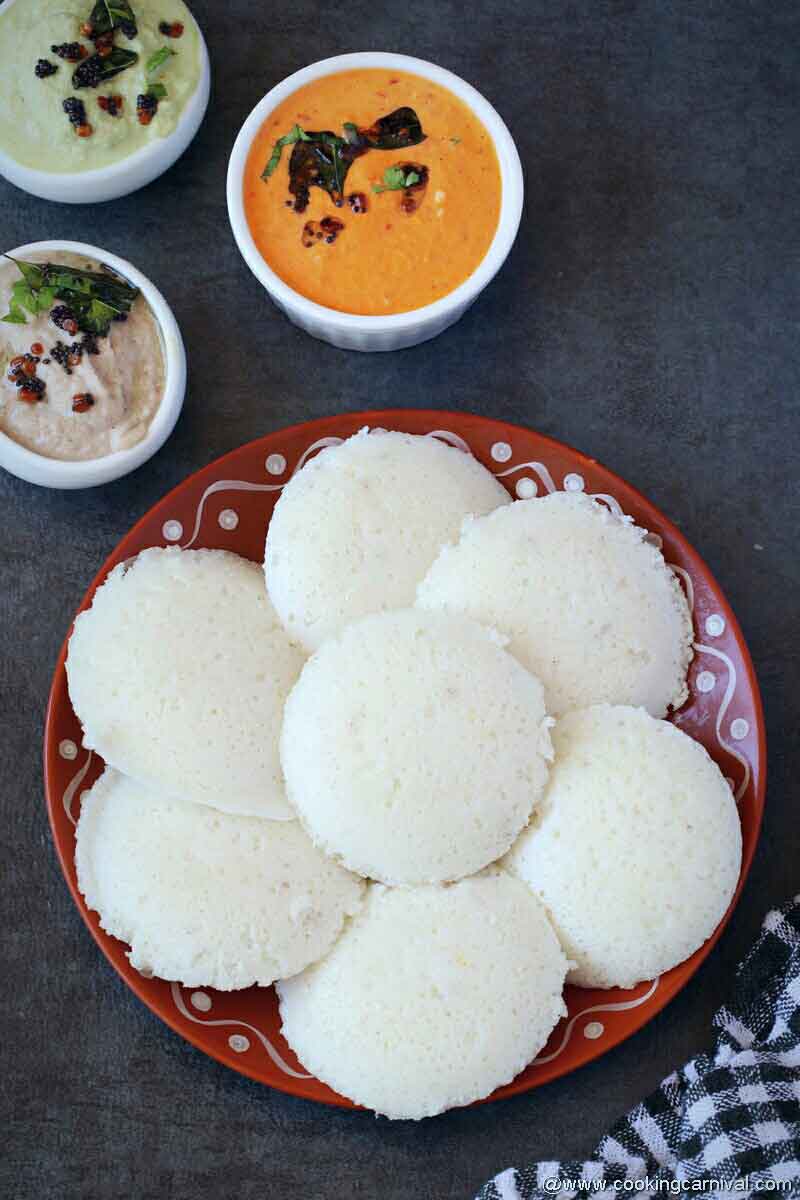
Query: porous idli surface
[[280, 609, 553, 885], [75, 769, 364, 990], [277, 873, 568, 1119], [417, 492, 693, 718], [265, 429, 510, 651], [66, 547, 305, 819], [504, 705, 742, 989]]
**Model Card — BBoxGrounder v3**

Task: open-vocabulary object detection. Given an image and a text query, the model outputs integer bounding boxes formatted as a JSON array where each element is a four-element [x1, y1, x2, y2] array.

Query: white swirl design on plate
[[533, 978, 659, 1065], [670, 565, 695, 615], [590, 492, 625, 517], [170, 982, 311, 1078], [63, 749, 93, 826], [181, 438, 345, 550], [692, 642, 751, 802], [426, 429, 471, 454], [495, 460, 558, 493]]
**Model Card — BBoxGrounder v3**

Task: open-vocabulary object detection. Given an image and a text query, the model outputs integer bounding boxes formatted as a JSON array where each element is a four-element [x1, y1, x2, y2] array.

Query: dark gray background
[[2, 1, 798, 1197]]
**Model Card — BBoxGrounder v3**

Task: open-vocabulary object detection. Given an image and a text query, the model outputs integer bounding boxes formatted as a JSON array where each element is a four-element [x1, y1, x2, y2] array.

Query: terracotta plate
[[44, 410, 765, 1107]]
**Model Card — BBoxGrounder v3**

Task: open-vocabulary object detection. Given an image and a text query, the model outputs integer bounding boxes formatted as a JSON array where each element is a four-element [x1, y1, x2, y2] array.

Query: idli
[[417, 491, 693, 718], [504, 705, 742, 989], [280, 609, 553, 885], [265, 429, 510, 651], [66, 547, 304, 819], [277, 873, 569, 1119], [75, 769, 364, 990]]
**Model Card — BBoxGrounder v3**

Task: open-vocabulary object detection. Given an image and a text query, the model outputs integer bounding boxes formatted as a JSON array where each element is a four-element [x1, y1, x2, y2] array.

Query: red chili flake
[[159, 20, 184, 36], [72, 392, 95, 413], [19, 388, 43, 404], [67, 353, 82, 367], [30, 342, 44, 356], [9, 355, 26, 371], [76, 123, 93, 138], [80, 21, 94, 36], [22, 358, 37, 377]]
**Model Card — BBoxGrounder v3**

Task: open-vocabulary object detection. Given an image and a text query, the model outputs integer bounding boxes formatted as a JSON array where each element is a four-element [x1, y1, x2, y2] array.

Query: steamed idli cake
[[280, 609, 553, 884], [264, 429, 510, 651], [66, 547, 304, 819], [504, 705, 742, 989], [417, 491, 693, 718], [75, 769, 364, 990], [277, 873, 569, 1119]]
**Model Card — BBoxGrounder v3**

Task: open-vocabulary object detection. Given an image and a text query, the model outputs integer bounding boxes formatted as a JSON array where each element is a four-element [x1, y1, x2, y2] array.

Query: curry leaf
[[73, 46, 138, 87], [357, 107, 426, 150], [1, 302, 27, 325], [7, 257, 45, 288], [89, 0, 137, 37], [146, 46, 175, 75], [261, 124, 312, 180], [288, 132, 362, 211], [2, 258, 139, 336]]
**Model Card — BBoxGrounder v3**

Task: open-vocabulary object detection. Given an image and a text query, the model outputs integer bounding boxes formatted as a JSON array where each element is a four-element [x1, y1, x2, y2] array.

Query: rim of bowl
[[0, 0, 210, 188], [0, 241, 186, 489], [226, 51, 524, 332]]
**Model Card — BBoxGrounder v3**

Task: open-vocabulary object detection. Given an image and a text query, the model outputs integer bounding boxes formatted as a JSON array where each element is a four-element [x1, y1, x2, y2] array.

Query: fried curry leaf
[[1, 257, 138, 335], [261, 124, 312, 181], [73, 46, 138, 87], [288, 132, 365, 210], [88, 0, 138, 37], [356, 107, 426, 150]]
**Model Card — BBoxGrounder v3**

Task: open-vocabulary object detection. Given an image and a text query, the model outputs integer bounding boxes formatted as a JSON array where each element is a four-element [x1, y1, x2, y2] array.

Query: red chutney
[[243, 69, 503, 316]]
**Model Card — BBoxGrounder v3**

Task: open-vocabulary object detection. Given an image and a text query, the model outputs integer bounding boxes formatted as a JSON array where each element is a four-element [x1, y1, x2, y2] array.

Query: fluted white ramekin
[[0, 241, 186, 489], [0, 0, 210, 205], [227, 52, 524, 352]]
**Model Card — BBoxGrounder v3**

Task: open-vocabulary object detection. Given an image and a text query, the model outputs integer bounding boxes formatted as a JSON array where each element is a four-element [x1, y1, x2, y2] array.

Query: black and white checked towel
[[477, 898, 800, 1198]]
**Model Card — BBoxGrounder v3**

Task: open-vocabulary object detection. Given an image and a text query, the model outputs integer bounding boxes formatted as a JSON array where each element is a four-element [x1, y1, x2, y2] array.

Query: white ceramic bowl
[[0, 241, 186, 489], [0, 0, 210, 205], [226, 52, 524, 352]]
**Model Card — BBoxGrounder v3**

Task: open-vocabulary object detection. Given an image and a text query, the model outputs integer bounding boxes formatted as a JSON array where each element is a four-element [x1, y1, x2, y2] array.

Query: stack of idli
[[65, 427, 743, 1121]]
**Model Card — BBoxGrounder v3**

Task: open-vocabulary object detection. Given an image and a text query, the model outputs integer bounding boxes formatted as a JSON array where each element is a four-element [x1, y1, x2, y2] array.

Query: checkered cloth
[[477, 898, 800, 1199]]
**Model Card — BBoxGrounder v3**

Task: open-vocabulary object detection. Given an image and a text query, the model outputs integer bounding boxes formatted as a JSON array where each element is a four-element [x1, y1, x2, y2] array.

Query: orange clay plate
[[44, 410, 765, 1109]]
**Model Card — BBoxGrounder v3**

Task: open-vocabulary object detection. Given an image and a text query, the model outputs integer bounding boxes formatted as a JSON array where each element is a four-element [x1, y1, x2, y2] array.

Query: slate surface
[[1, 1, 798, 1196]]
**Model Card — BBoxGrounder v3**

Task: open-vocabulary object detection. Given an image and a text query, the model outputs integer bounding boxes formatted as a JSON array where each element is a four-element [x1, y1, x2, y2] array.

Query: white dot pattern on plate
[[59, 739, 78, 761], [516, 477, 537, 500], [162, 520, 183, 543], [491, 441, 512, 463], [218, 508, 239, 531], [731, 718, 749, 742], [584, 1021, 604, 1040], [229, 1034, 250, 1053], [190, 991, 212, 1013], [265, 454, 286, 476], [696, 671, 716, 693], [705, 614, 725, 638], [563, 473, 585, 492]]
